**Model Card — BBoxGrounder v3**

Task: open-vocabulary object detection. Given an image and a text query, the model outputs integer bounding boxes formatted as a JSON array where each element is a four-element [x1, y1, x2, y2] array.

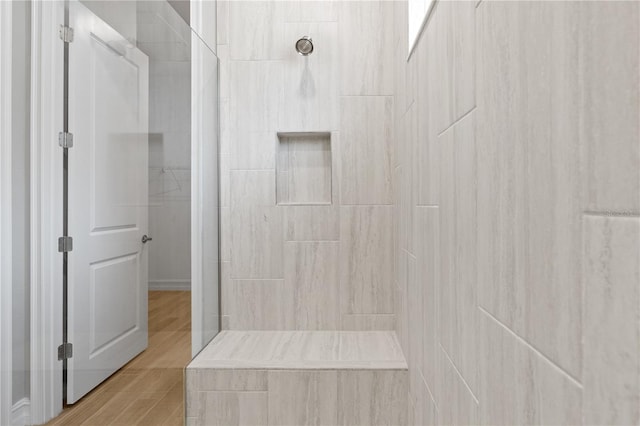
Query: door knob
[[142, 235, 153, 243]]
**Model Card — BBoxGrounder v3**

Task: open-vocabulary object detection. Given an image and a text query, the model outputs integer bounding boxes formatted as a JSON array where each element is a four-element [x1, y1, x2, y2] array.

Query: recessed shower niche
[[276, 132, 332, 205]]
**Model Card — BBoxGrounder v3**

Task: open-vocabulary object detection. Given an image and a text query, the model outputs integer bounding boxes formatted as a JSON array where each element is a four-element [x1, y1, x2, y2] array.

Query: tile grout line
[[437, 106, 477, 138], [478, 306, 584, 389], [583, 210, 640, 218], [439, 343, 480, 405], [419, 368, 440, 413]]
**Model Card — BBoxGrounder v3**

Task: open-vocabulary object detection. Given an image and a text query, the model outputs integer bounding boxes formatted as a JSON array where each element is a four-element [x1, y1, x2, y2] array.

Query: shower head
[[295, 36, 314, 56]]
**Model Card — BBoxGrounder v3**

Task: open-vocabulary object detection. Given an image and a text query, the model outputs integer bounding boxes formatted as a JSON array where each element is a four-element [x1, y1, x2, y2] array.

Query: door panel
[[67, 0, 149, 404]]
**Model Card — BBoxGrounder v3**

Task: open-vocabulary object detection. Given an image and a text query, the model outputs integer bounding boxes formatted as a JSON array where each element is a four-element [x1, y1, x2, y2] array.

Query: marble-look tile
[[409, 371, 438, 426], [231, 131, 277, 170], [396, 166, 408, 259], [217, 45, 230, 101], [216, 1, 228, 45], [186, 369, 198, 416], [438, 112, 480, 395], [451, 112, 479, 392], [220, 261, 231, 317], [476, 0, 582, 379], [230, 170, 283, 279], [580, 2, 640, 213], [392, 0, 407, 48], [394, 8, 415, 119], [340, 206, 394, 314], [193, 369, 268, 391], [392, 13, 408, 159], [452, 1, 475, 120], [392, 167, 398, 267], [404, 47, 418, 116], [583, 216, 640, 425], [277, 134, 332, 205], [268, 371, 338, 426], [338, 331, 405, 364], [434, 0, 475, 133], [437, 348, 479, 426], [268, 331, 340, 364], [479, 312, 582, 425], [220, 208, 230, 262], [228, 1, 286, 60], [339, 97, 393, 205], [284, 205, 339, 241], [339, 0, 394, 95], [197, 391, 267, 426], [221, 315, 230, 330], [278, 22, 339, 132], [337, 370, 408, 426], [406, 253, 422, 378], [417, 18, 439, 206], [218, 96, 230, 156], [228, 280, 291, 330], [284, 0, 338, 23], [229, 61, 280, 134], [190, 330, 407, 370], [219, 153, 230, 209], [284, 241, 340, 329], [340, 314, 395, 331], [416, 206, 439, 398], [394, 253, 408, 356], [396, 105, 417, 256]]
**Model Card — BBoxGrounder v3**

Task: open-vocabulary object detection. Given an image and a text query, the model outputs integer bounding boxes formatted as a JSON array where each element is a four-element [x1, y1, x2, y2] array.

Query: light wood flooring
[[46, 291, 191, 426]]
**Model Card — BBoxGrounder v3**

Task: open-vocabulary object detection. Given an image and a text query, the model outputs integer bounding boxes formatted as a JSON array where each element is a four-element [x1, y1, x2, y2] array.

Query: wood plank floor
[[46, 291, 191, 426]]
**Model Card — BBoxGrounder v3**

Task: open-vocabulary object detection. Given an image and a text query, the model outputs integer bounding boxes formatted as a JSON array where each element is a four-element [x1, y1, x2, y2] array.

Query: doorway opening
[[33, 0, 221, 421]]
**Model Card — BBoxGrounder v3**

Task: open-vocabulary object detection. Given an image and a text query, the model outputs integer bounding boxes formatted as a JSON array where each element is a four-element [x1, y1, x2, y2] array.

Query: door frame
[[29, 2, 216, 423], [29, 0, 65, 423], [1, 1, 14, 424]]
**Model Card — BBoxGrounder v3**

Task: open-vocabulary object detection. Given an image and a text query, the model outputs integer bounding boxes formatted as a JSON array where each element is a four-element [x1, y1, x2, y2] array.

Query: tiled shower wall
[[393, 0, 640, 424], [216, 1, 396, 330]]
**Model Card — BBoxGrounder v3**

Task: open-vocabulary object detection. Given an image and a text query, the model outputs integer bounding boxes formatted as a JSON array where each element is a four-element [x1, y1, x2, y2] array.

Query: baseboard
[[11, 397, 30, 426], [149, 279, 191, 291]]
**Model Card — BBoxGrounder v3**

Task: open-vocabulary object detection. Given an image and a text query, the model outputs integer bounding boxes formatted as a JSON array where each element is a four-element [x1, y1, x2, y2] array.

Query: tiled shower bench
[[186, 330, 408, 426]]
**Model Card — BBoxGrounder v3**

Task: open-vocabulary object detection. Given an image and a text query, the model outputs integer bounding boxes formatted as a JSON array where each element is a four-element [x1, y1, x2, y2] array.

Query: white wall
[[137, 0, 194, 291], [217, 0, 396, 330], [148, 60, 192, 290], [393, 1, 640, 424], [11, 0, 31, 407]]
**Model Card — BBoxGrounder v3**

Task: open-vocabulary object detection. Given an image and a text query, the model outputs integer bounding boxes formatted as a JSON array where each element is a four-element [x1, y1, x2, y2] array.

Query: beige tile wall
[[394, 0, 640, 424], [187, 367, 407, 426], [217, 1, 396, 330]]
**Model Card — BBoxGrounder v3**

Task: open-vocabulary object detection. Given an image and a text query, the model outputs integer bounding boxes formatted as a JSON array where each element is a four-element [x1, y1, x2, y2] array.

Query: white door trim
[[29, 1, 65, 423], [0, 1, 14, 424]]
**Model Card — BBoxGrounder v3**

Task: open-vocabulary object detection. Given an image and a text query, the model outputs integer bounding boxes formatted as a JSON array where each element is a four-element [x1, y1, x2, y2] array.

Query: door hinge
[[58, 131, 74, 148], [58, 236, 73, 253], [58, 343, 73, 360], [59, 25, 74, 43]]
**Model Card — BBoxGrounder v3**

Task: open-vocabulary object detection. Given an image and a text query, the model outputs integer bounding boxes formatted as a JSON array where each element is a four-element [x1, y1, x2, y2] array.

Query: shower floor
[[46, 291, 191, 425]]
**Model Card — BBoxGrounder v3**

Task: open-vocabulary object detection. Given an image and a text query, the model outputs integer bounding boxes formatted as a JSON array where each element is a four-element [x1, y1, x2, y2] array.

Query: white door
[[67, 0, 149, 404]]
